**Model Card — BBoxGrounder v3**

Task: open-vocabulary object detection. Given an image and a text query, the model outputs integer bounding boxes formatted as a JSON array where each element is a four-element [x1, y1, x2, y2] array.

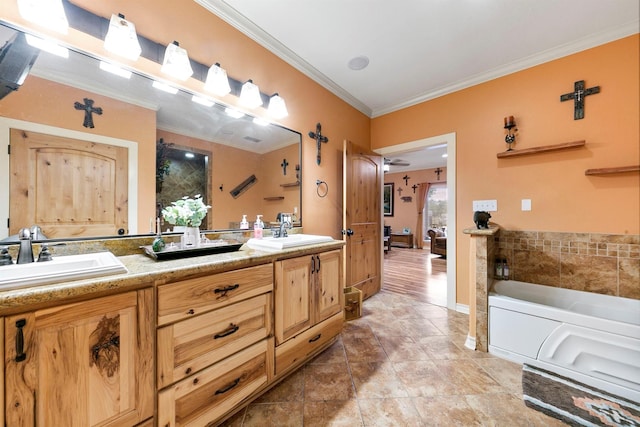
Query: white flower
[[161, 195, 211, 227]]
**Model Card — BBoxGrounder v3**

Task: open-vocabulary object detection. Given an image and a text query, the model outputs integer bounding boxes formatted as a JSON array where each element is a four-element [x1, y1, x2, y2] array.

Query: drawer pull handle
[[214, 283, 240, 298], [214, 323, 239, 339], [309, 334, 322, 343], [15, 319, 27, 362], [215, 378, 240, 395]]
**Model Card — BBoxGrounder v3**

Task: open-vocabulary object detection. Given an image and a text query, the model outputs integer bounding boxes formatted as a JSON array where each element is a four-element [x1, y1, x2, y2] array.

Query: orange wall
[[373, 34, 640, 306], [0, 75, 157, 231]]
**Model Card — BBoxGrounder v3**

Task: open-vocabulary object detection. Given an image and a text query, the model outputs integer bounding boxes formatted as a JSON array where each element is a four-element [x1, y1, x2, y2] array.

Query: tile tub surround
[[495, 231, 640, 300]]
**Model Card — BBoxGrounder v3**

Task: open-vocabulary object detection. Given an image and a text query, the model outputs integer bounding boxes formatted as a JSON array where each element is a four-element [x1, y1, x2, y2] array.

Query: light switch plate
[[522, 199, 532, 211], [472, 200, 498, 212]]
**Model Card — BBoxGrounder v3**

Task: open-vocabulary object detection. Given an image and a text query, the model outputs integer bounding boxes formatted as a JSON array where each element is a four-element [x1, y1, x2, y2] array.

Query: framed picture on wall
[[383, 183, 394, 216]]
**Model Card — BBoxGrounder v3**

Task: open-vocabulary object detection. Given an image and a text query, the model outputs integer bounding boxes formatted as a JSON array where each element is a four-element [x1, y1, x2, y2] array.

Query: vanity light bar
[[225, 108, 244, 119], [191, 95, 214, 107], [17, 0, 69, 34]]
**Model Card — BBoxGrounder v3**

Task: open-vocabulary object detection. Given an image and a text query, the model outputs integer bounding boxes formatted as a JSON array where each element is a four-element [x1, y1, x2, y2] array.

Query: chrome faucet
[[274, 213, 292, 238], [17, 228, 34, 264]]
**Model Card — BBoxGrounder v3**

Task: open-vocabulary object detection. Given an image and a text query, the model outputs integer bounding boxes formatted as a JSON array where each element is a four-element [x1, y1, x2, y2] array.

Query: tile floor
[[221, 289, 565, 426]]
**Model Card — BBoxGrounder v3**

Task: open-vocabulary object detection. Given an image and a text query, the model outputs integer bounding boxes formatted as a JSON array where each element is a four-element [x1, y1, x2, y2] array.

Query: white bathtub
[[488, 280, 640, 402]]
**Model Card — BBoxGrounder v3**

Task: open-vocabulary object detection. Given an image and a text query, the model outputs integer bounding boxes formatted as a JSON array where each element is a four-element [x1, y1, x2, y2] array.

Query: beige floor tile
[[358, 397, 423, 426], [349, 360, 409, 399], [378, 335, 431, 361], [343, 336, 389, 363], [412, 395, 485, 426], [417, 335, 468, 360], [254, 369, 304, 403], [304, 361, 356, 401], [241, 402, 303, 426], [304, 400, 364, 426], [473, 357, 524, 394]]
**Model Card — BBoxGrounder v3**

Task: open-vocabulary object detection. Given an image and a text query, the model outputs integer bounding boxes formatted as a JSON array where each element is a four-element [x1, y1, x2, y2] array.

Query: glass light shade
[[383, 164, 390, 172], [161, 41, 193, 81], [239, 80, 263, 108], [191, 95, 214, 107], [225, 108, 244, 119], [104, 14, 141, 61], [268, 93, 288, 119], [99, 61, 132, 79], [25, 34, 68, 58], [152, 80, 178, 94], [17, 0, 69, 34], [204, 63, 231, 96]]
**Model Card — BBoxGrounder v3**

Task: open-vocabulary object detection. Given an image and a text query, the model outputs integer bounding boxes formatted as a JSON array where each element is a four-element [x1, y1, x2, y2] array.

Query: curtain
[[415, 182, 430, 249]]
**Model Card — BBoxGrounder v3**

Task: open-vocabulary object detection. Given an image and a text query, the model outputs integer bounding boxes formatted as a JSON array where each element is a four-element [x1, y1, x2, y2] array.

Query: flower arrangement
[[161, 195, 211, 227]]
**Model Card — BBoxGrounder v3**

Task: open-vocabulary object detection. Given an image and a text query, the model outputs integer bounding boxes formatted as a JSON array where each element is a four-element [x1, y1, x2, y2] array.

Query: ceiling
[[195, 0, 638, 172]]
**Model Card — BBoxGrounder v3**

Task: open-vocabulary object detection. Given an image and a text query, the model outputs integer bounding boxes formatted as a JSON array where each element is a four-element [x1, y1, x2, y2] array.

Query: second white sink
[[0, 251, 128, 291], [247, 234, 333, 250]]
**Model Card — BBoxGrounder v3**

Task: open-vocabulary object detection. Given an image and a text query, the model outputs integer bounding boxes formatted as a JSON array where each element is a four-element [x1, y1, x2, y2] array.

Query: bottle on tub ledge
[[253, 215, 264, 239], [502, 258, 510, 280], [240, 214, 249, 229], [495, 258, 503, 280]]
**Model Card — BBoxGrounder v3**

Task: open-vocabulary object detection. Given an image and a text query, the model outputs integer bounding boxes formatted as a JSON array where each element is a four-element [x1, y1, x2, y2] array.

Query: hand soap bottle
[[240, 215, 249, 229], [254, 215, 264, 239]]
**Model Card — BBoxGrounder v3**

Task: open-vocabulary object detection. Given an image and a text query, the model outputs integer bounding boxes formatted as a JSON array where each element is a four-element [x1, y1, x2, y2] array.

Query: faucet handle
[[37, 244, 53, 262], [19, 228, 31, 240], [0, 246, 13, 265]]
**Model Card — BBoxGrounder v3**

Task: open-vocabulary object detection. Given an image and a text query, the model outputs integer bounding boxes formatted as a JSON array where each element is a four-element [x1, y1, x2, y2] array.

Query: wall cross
[[434, 167, 443, 180], [402, 175, 410, 185], [308, 122, 329, 165], [560, 80, 600, 120], [281, 158, 289, 175], [412, 184, 418, 194], [74, 98, 102, 128]]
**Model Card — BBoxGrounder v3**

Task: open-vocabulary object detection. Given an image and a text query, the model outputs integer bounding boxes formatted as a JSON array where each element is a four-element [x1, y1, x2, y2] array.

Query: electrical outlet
[[472, 199, 498, 212], [522, 199, 532, 211]]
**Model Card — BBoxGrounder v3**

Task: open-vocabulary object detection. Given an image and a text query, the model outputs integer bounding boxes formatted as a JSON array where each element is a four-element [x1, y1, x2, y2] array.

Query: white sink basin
[[247, 234, 333, 250], [0, 251, 128, 291]]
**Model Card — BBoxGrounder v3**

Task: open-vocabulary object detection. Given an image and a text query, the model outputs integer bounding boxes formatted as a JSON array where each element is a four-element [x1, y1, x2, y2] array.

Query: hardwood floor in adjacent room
[[383, 246, 447, 306]]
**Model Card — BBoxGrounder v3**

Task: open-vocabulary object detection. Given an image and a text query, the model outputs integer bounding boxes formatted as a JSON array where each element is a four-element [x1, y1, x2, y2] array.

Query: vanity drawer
[[275, 311, 343, 376], [157, 293, 272, 389], [157, 264, 273, 326], [157, 339, 270, 427]]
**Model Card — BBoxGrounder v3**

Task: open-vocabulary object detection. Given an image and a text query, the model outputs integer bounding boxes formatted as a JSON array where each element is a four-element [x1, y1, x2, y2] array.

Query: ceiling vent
[[0, 31, 40, 100]]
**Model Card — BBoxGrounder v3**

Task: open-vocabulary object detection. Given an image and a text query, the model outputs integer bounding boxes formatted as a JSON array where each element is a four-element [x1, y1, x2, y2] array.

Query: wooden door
[[315, 250, 343, 323], [4, 290, 154, 426], [274, 255, 312, 345], [343, 140, 383, 300], [9, 129, 129, 238]]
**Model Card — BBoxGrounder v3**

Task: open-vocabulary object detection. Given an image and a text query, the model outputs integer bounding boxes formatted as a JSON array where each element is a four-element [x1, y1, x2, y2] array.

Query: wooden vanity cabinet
[[156, 264, 274, 426], [274, 249, 343, 375], [4, 289, 154, 427]]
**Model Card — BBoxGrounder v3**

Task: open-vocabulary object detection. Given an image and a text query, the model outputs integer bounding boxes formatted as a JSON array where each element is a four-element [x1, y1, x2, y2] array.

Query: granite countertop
[[0, 240, 345, 315]]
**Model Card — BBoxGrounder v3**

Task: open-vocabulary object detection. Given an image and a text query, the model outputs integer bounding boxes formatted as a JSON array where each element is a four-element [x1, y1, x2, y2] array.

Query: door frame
[[375, 132, 457, 311], [0, 117, 139, 239]]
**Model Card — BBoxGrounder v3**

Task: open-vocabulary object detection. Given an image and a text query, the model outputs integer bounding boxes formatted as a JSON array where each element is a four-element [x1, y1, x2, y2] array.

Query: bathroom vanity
[[0, 239, 344, 426]]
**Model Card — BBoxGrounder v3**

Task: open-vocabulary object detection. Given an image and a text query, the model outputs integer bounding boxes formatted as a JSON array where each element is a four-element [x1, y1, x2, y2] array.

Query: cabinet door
[[315, 250, 343, 324], [275, 255, 312, 345], [5, 290, 154, 427]]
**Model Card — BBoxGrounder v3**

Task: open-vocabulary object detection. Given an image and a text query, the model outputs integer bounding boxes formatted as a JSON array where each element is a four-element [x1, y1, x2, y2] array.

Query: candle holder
[[503, 116, 517, 151]]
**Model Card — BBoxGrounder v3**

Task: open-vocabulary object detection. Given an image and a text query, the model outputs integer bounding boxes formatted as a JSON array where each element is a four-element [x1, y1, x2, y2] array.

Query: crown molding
[[194, 0, 372, 117], [196, 1, 638, 119]]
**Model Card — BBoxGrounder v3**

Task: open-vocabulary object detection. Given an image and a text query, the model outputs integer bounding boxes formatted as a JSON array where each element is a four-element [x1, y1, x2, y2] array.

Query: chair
[[427, 228, 447, 257], [383, 225, 391, 253]]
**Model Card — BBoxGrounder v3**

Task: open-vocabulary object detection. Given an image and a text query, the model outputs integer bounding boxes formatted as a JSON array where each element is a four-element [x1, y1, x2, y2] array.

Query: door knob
[[342, 229, 354, 236]]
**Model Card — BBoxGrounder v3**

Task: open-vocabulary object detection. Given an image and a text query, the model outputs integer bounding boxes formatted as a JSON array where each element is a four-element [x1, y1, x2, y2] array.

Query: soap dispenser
[[254, 215, 264, 239], [240, 215, 249, 229]]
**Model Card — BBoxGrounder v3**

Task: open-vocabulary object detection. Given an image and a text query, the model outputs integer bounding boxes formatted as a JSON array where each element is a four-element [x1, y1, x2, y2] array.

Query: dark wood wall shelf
[[497, 140, 585, 158], [264, 196, 285, 201], [585, 165, 640, 175], [280, 182, 300, 188]]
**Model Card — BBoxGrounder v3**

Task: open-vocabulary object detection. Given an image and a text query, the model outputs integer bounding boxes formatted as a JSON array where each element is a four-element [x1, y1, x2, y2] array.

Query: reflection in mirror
[[0, 22, 302, 241]]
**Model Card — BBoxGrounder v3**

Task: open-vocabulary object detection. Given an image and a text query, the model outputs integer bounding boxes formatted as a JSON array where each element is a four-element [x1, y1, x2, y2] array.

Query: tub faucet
[[17, 228, 34, 264]]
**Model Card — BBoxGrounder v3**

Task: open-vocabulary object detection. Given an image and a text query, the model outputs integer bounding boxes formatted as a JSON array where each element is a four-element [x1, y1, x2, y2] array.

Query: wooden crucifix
[[560, 80, 600, 120], [412, 184, 418, 194], [281, 158, 289, 175], [434, 167, 443, 180], [402, 175, 410, 185], [74, 98, 102, 128], [308, 122, 329, 165]]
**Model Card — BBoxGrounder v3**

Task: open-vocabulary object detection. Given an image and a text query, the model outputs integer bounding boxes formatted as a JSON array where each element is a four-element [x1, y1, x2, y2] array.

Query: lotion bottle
[[240, 214, 249, 229], [254, 215, 264, 239]]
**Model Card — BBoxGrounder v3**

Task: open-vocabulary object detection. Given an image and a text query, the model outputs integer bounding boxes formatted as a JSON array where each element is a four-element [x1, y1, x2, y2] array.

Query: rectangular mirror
[[0, 23, 302, 241]]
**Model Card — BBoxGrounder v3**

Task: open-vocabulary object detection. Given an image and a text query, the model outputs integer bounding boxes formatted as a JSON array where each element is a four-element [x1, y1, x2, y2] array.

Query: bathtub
[[488, 280, 640, 402]]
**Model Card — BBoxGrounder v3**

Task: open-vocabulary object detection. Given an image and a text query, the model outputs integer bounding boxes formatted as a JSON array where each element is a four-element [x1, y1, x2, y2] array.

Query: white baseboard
[[465, 334, 476, 350], [456, 303, 469, 314]]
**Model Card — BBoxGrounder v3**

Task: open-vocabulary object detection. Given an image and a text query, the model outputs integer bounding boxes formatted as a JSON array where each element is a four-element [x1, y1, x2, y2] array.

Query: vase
[[177, 226, 200, 248]]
